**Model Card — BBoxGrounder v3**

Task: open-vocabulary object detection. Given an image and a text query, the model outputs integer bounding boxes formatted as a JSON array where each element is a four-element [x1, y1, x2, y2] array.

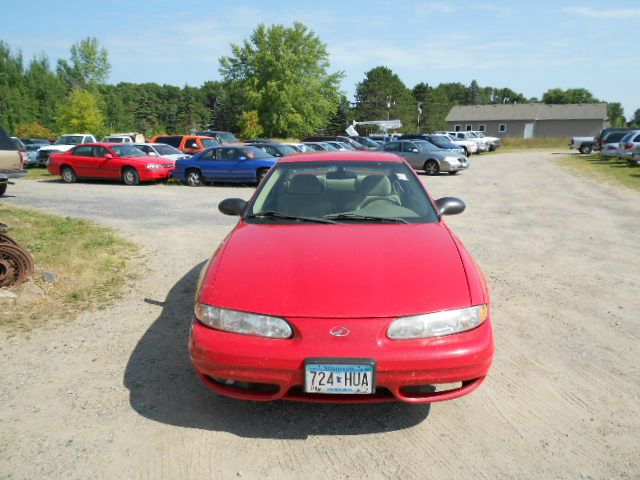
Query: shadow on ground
[[124, 263, 430, 439]]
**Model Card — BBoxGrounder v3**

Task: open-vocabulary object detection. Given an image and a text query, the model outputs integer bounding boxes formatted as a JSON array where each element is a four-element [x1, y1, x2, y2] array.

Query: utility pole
[[417, 102, 423, 132], [386, 96, 395, 120]]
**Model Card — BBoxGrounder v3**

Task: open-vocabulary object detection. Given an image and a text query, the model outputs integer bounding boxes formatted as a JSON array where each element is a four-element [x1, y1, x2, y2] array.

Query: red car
[[190, 151, 494, 403], [47, 143, 174, 185]]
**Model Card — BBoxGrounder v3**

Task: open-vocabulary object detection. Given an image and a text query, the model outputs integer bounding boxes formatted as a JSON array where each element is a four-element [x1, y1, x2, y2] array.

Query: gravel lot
[[1, 150, 639, 479]]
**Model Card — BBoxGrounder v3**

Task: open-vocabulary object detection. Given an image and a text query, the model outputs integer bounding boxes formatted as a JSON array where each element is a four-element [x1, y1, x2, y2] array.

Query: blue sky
[[4, 0, 639, 118]]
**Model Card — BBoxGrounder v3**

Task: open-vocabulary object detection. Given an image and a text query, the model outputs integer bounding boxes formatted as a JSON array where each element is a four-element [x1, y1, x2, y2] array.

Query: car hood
[[201, 222, 470, 318], [40, 145, 74, 152]]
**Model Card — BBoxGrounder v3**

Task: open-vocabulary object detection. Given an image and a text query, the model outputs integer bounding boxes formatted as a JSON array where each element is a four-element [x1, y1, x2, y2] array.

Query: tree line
[[1, 24, 637, 139]]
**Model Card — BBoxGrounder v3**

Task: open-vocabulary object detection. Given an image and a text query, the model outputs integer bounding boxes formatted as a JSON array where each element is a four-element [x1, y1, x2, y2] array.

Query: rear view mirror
[[435, 197, 465, 216], [105, 154, 113, 160], [219, 198, 248, 216], [149, 152, 158, 156]]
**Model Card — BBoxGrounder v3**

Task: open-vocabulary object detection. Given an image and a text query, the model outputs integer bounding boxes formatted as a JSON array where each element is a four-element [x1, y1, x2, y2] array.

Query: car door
[[400, 142, 423, 169], [197, 148, 231, 181], [92, 145, 120, 179], [70, 145, 97, 177]]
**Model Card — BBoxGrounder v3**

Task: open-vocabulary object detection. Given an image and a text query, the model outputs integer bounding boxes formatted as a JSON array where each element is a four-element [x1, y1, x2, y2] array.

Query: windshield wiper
[[247, 211, 337, 224], [323, 213, 409, 224]]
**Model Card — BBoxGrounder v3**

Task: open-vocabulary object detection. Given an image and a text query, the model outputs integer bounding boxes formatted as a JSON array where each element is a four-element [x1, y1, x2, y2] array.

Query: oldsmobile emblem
[[329, 326, 350, 337]]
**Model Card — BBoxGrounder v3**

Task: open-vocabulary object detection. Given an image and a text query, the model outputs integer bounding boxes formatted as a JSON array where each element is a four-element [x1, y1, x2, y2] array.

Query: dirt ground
[[1, 150, 638, 479]]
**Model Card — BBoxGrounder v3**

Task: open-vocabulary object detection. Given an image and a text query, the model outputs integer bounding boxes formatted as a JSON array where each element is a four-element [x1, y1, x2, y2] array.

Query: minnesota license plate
[[304, 359, 375, 394]]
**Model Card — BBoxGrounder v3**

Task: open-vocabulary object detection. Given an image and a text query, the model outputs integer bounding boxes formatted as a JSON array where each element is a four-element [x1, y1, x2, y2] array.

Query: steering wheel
[[360, 197, 402, 209]]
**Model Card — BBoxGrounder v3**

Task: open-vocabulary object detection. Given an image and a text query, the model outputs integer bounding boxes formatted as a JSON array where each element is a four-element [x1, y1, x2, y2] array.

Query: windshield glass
[[277, 145, 298, 155], [429, 137, 455, 149], [248, 160, 439, 224], [56, 135, 84, 145], [241, 147, 273, 159], [415, 141, 439, 152], [154, 144, 183, 155], [219, 132, 238, 143], [112, 145, 146, 157], [202, 139, 220, 148]]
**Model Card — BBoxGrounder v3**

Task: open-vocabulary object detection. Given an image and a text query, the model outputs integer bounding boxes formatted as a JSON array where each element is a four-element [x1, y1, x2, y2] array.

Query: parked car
[[47, 143, 174, 185], [302, 142, 338, 152], [324, 141, 356, 151], [434, 132, 478, 156], [150, 135, 218, 156], [281, 142, 311, 152], [597, 128, 628, 151], [399, 134, 465, 155], [0, 129, 26, 196], [196, 131, 239, 145], [102, 135, 133, 143], [349, 136, 380, 149], [383, 140, 468, 175], [601, 130, 631, 158], [569, 136, 597, 154], [445, 131, 488, 153], [171, 145, 277, 186], [470, 131, 501, 151], [190, 151, 494, 403], [301, 135, 366, 150], [617, 130, 640, 161], [246, 143, 298, 158], [132, 143, 188, 163], [37, 134, 97, 165]]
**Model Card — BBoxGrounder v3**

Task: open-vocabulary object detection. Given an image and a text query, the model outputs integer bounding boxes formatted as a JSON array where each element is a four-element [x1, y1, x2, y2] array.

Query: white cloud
[[563, 6, 640, 19]]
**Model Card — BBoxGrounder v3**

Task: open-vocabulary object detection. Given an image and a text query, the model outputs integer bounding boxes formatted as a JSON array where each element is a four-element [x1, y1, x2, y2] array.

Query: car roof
[[277, 151, 403, 164]]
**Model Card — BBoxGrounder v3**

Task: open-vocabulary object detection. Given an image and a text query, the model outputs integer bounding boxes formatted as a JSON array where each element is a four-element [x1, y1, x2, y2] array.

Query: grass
[[555, 153, 640, 192], [0, 204, 141, 332], [498, 136, 569, 151], [25, 167, 55, 180]]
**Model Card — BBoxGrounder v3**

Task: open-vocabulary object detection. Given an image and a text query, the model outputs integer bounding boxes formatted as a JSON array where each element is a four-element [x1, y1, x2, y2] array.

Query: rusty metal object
[[0, 226, 35, 287]]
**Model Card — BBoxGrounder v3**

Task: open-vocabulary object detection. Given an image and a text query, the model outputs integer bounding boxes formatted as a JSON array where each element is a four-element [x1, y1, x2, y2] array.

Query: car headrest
[[289, 174, 324, 194], [357, 175, 392, 196]]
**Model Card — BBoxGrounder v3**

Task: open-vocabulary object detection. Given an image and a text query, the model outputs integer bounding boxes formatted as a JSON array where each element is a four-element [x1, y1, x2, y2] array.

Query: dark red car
[[189, 151, 494, 403], [47, 143, 174, 185]]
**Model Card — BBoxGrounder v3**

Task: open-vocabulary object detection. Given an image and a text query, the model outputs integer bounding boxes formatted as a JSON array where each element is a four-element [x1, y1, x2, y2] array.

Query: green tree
[[0, 42, 31, 132], [607, 102, 625, 128], [239, 110, 264, 138], [25, 55, 66, 129], [466, 80, 481, 105], [629, 108, 640, 128], [56, 89, 105, 135], [220, 22, 343, 137], [57, 37, 110, 90], [542, 88, 598, 104], [15, 121, 53, 138], [323, 96, 351, 135], [354, 66, 416, 133]]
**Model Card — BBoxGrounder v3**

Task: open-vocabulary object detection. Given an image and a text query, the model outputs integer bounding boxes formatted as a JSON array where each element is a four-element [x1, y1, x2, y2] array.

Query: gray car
[[617, 130, 640, 161], [382, 140, 469, 175]]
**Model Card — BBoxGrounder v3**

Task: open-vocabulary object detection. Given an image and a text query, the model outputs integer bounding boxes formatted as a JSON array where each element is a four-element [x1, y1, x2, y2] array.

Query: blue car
[[172, 146, 277, 186]]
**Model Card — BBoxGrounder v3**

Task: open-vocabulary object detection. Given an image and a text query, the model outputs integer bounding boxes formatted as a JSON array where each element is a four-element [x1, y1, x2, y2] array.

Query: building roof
[[446, 103, 608, 122]]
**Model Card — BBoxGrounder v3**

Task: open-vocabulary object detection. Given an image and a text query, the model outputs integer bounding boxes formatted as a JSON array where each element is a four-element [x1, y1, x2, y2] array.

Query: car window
[[401, 142, 418, 153], [199, 149, 218, 161], [202, 139, 219, 148], [183, 138, 199, 149], [136, 145, 152, 154], [57, 135, 84, 145], [248, 160, 439, 224], [111, 145, 146, 157], [218, 132, 239, 143], [93, 146, 110, 157], [156, 136, 181, 148], [633, 133, 640, 142], [153, 144, 182, 155], [73, 145, 94, 156], [383, 142, 401, 152]]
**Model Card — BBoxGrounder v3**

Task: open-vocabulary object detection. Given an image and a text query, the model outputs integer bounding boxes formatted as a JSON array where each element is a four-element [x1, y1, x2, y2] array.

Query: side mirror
[[219, 198, 248, 216], [105, 153, 113, 160], [411, 148, 419, 153], [435, 197, 465, 216]]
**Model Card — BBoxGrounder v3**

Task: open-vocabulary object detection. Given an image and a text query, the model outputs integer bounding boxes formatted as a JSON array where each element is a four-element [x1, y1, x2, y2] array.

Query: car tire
[[256, 168, 269, 184], [122, 167, 140, 186], [463, 147, 469, 156], [424, 160, 440, 176], [489, 145, 496, 152], [186, 169, 204, 187], [579, 144, 593, 154], [448, 171, 458, 175], [0, 183, 7, 197], [60, 165, 77, 183]]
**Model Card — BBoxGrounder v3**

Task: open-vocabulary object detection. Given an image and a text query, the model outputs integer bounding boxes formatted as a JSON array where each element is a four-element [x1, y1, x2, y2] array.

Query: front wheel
[[61, 165, 77, 183], [0, 183, 7, 197], [122, 167, 140, 186], [463, 147, 469, 156], [424, 160, 440, 176], [186, 169, 204, 187]]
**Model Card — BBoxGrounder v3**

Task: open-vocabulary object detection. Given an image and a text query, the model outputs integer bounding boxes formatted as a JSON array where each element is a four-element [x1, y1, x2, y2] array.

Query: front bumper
[[138, 168, 173, 181], [189, 315, 494, 403]]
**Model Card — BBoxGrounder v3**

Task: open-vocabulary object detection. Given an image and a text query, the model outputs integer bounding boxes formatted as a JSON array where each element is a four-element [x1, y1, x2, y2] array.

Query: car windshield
[[428, 137, 456, 149], [154, 144, 183, 155], [112, 145, 146, 157], [475, 132, 486, 137], [56, 135, 84, 145], [606, 132, 628, 143], [218, 132, 238, 143], [247, 160, 439, 224], [276, 145, 298, 155], [202, 139, 220, 148]]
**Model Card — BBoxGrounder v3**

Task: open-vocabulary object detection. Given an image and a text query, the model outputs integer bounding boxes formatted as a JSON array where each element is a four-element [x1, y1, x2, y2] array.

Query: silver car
[[617, 130, 640, 160], [383, 140, 468, 175]]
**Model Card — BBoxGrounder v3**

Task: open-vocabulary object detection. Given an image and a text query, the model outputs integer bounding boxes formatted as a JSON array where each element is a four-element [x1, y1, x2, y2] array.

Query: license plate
[[304, 359, 375, 394]]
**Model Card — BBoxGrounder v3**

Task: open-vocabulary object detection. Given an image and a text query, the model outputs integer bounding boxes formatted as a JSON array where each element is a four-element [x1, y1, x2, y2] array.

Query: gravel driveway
[[1, 151, 639, 479]]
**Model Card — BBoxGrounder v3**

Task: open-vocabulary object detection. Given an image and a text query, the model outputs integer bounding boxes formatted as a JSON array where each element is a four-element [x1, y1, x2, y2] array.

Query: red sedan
[[47, 143, 174, 185], [190, 151, 494, 403]]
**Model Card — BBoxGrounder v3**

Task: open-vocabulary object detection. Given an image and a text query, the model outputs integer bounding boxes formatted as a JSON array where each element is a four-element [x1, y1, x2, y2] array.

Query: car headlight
[[387, 304, 488, 340], [195, 303, 293, 339], [147, 163, 163, 169], [444, 156, 459, 163]]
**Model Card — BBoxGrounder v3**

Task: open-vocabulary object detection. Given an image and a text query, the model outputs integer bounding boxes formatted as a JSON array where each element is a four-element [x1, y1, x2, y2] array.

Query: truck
[[37, 133, 97, 165], [0, 129, 26, 196], [569, 136, 596, 154]]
